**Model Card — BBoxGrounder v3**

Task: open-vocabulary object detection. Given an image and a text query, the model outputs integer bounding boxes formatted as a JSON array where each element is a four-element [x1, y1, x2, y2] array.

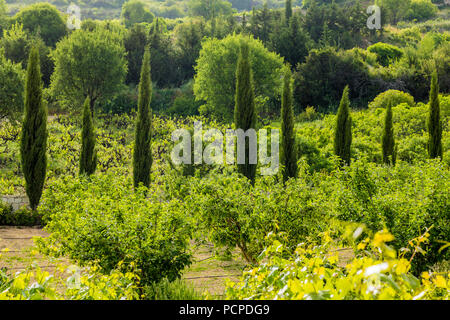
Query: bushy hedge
[[369, 90, 415, 109], [0, 201, 42, 226]]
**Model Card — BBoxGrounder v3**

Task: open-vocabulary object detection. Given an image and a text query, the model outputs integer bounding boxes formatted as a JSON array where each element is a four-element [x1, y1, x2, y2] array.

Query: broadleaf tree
[[194, 34, 284, 121], [50, 26, 127, 114]]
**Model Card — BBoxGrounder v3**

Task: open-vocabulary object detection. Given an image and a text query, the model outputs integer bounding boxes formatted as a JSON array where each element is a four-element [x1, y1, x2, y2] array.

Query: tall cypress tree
[[334, 86, 352, 166], [20, 46, 47, 211], [428, 70, 442, 159], [382, 102, 396, 165], [285, 0, 293, 22], [133, 48, 153, 189], [234, 41, 257, 184], [79, 96, 97, 176], [281, 67, 297, 181]]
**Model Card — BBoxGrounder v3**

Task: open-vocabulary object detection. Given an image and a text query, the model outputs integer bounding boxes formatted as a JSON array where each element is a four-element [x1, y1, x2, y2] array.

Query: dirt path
[[0, 226, 70, 273], [182, 244, 246, 298]]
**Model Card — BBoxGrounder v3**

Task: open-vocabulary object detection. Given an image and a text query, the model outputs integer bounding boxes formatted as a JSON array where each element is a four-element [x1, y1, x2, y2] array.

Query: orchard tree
[[133, 49, 153, 189], [428, 70, 442, 159], [20, 47, 47, 211], [50, 27, 127, 114], [121, 0, 155, 28], [280, 67, 297, 181], [0, 53, 24, 122], [79, 97, 97, 176], [334, 86, 352, 166], [194, 34, 284, 121], [234, 41, 257, 185], [12, 3, 67, 47], [382, 102, 396, 165]]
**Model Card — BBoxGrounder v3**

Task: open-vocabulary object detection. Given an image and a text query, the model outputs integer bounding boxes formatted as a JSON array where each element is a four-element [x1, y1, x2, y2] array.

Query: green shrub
[[166, 95, 201, 117], [37, 173, 193, 287], [102, 86, 138, 115], [369, 90, 415, 109], [367, 43, 404, 67], [0, 200, 12, 216]]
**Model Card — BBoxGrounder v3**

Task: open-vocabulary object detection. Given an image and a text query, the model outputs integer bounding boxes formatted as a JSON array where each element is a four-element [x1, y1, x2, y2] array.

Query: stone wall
[[1, 195, 29, 212]]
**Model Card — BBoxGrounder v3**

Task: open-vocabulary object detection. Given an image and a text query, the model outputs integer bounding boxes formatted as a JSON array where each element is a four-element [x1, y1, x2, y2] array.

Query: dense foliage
[[226, 227, 450, 300], [0, 0, 448, 301]]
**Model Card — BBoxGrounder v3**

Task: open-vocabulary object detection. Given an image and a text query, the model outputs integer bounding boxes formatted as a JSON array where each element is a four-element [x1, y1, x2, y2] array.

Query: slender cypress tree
[[428, 70, 442, 159], [281, 67, 297, 181], [79, 96, 97, 176], [234, 41, 257, 184], [285, 0, 293, 22], [382, 102, 396, 165], [334, 86, 352, 166], [20, 46, 47, 211], [133, 48, 153, 189]]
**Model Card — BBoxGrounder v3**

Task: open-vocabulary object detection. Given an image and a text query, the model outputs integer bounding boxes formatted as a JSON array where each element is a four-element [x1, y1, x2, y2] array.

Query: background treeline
[[1, 0, 449, 122]]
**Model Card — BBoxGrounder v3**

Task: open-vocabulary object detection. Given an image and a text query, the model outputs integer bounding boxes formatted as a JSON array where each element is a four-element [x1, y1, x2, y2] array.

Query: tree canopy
[[50, 26, 128, 113], [121, 0, 155, 28], [12, 3, 67, 47], [194, 34, 285, 121]]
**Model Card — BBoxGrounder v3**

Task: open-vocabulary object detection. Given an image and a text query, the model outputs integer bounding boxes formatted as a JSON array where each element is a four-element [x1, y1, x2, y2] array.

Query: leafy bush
[[406, 0, 438, 22], [328, 159, 450, 273], [101, 86, 138, 115], [165, 81, 201, 117], [37, 173, 193, 287], [369, 90, 415, 109], [0, 266, 139, 300], [368, 43, 404, 67], [0, 204, 42, 226], [226, 228, 450, 300]]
